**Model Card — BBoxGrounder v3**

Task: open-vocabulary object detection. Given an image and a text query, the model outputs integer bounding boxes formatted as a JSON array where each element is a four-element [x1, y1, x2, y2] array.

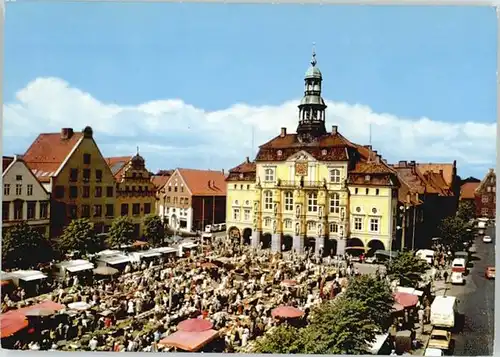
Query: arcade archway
[[228, 226, 241, 239], [242, 228, 252, 245], [305, 237, 316, 253], [261, 233, 272, 249], [324, 238, 338, 257], [170, 214, 178, 229], [367, 239, 385, 255], [282, 235, 293, 251]]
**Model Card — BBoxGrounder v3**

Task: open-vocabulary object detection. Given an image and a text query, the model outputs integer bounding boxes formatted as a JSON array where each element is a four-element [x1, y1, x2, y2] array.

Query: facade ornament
[[295, 204, 301, 219], [317, 223, 323, 237], [295, 222, 300, 235], [318, 205, 323, 219], [253, 217, 257, 229], [272, 220, 277, 234], [274, 203, 279, 216], [254, 201, 259, 212]]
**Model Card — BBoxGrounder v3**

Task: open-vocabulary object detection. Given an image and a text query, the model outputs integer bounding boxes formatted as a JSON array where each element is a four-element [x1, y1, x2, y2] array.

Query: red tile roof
[[178, 169, 226, 196], [460, 182, 480, 200], [416, 163, 455, 186], [226, 157, 257, 182], [105, 156, 132, 182], [151, 175, 171, 189], [2, 156, 14, 172], [23, 132, 84, 182]]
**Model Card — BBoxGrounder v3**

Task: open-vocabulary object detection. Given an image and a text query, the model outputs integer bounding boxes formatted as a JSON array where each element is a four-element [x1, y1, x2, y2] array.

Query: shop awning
[[66, 263, 94, 273], [159, 329, 219, 352], [177, 318, 213, 332], [18, 273, 47, 282], [0, 312, 28, 338], [271, 306, 304, 319], [394, 292, 419, 308]]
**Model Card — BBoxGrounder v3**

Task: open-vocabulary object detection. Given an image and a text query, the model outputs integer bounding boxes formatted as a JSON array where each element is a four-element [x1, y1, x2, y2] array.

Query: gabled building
[[158, 169, 226, 233], [460, 182, 480, 203], [226, 51, 404, 256], [474, 168, 496, 219], [105, 154, 157, 237], [2, 156, 50, 237], [23, 127, 117, 237]]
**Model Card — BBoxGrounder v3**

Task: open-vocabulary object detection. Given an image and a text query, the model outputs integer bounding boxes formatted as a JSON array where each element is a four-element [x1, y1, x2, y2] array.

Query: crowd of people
[[2, 237, 364, 352]]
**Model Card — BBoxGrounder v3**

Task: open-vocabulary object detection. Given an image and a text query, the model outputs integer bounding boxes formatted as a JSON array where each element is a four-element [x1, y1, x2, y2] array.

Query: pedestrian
[[443, 270, 449, 283]]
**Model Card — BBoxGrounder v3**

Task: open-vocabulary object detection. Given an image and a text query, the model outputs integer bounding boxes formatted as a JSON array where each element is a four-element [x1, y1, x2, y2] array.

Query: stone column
[[251, 230, 261, 248], [293, 235, 305, 254], [271, 234, 282, 253], [315, 236, 325, 256]]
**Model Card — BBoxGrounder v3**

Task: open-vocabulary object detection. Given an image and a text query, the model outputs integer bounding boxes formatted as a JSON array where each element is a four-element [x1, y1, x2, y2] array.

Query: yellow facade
[[51, 131, 117, 236], [226, 180, 256, 242], [114, 155, 156, 238]]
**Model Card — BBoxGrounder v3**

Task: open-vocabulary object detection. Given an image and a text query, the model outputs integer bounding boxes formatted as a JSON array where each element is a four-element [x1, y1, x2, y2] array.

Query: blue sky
[[3, 3, 497, 178]]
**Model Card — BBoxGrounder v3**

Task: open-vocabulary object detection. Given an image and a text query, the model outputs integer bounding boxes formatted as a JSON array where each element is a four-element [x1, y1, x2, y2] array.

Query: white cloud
[[3, 77, 496, 177]]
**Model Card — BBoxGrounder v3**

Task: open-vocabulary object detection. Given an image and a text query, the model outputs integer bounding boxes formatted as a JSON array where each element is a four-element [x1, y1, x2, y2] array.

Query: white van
[[416, 249, 435, 265], [451, 258, 466, 274], [430, 295, 458, 328]]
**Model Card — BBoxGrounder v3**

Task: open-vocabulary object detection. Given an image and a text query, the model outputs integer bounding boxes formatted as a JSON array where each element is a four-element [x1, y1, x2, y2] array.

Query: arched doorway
[[325, 238, 338, 257], [367, 239, 385, 255], [242, 228, 252, 245], [305, 237, 316, 253], [261, 233, 272, 249], [346, 237, 365, 258], [228, 226, 241, 240], [282, 235, 293, 251], [170, 214, 178, 229]]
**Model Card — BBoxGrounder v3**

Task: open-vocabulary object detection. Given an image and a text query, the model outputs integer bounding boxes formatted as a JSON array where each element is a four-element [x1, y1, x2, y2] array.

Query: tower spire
[[296, 45, 327, 143]]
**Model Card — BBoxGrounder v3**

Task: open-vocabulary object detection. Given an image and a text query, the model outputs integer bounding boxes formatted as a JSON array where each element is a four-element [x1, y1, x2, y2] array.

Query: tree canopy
[[59, 218, 98, 255], [2, 222, 53, 269], [143, 214, 165, 246], [107, 216, 136, 248], [457, 200, 476, 222], [386, 251, 429, 288], [438, 216, 472, 252], [342, 274, 394, 331], [253, 325, 305, 354]]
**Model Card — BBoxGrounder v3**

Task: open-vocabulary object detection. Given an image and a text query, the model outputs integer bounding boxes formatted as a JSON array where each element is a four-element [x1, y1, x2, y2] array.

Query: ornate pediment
[[286, 150, 316, 162]]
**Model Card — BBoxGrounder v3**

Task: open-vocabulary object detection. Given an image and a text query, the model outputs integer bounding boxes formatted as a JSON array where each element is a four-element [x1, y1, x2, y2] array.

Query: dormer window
[[277, 150, 282, 157], [330, 169, 341, 183], [264, 168, 275, 182], [365, 175, 371, 182], [322, 149, 327, 156]]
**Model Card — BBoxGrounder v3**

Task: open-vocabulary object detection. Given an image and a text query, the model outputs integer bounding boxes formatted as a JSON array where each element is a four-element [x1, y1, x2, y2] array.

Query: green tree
[[343, 274, 394, 331], [438, 216, 471, 252], [59, 218, 98, 255], [457, 200, 476, 223], [143, 214, 165, 246], [2, 222, 53, 269], [107, 216, 136, 248], [302, 297, 377, 355], [253, 325, 305, 354], [386, 251, 429, 288]]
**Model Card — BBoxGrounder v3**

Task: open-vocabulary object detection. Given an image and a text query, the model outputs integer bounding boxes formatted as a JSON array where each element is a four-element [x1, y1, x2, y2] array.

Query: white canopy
[[58, 259, 95, 273], [10, 270, 47, 282], [395, 286, 423, 297]]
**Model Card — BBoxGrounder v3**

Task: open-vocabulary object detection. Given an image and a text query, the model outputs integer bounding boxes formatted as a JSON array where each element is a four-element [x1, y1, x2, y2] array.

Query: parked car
[[483, 235, 492, 243], [427, 329, 452, 351], [424, 348, 444, 356], [485, 267, 495, 279], [450, 272, 465, 285]]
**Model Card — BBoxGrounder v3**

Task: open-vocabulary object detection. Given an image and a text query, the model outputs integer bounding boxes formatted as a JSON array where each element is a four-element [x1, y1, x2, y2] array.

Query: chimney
[[398, 160, 407, 167], [246, 156, 250, 164], [382, 159, 388, 164], [373, 150, 378, 156], [331, 125, 338, 134], [280, 127, 287, 137], [364, 145, 372, 151], [410, 160, 416, 166], [61, 128, 74, 140], [375, 155, 381, 163]]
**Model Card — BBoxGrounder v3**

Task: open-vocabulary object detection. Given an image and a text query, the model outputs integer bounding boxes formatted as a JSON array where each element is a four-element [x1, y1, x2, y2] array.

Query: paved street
[[449, 226, 495, 356]]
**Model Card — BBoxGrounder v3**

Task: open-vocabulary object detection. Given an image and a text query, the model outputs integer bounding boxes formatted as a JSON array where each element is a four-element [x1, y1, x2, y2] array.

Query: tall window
[[132, 203, 140, 216], [83, 169, 91, 182], [233, 208, 240, 221], [264, 168, 275, 182], [96, 169, 103, 182], [329, 223, 338, 233], [83, 153, 91, 165], [307, 192, 318, 212], [144, 203, 151, 214], [95, 187, 102, 198], [284, 191, 293, 211], [307, 221, 317, 231], [15, 184, 22, 196], [13, 201, 23, 220], [27, 184, 33, 196], [106, 186, 114, 197], [82, 186, 90, 198], [330, 169, 341, 183], [68, 205, 78, 219], [482, 195, 489, 203], [329, 193, 340, 213], [39, 202, 48, 219], [27, 201, 36, 220], [94, 205, 102, 218], [284, 219, 292, 229], [482, 208, 489, 216], [81, 205, 90, 218], [121, 203, 129, 216], [264, 217, 271, 227], [264, 190, 273, 210], [2, 202, 9, 220], [105, 204, 114, 218], [70, 168, 78, 182], [3, 184, 10, 196], [354, 217, 363, 231], [244, 209, 251, 221], [369, 218, 379, 232]]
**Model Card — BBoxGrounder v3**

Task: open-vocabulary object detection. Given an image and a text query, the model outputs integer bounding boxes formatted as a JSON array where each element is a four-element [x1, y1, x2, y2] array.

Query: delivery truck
[[430, 295, 458, 329]]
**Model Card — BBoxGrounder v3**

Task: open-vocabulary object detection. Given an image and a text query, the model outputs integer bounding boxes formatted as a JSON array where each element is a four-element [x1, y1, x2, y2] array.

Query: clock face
[[295, 162, 308, 176]]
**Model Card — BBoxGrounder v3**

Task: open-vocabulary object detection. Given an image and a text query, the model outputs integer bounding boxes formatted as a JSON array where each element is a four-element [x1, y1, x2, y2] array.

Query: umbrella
[[271, 306, 304, 319], [177, 318, 213, 332], [99, 310, 114, 317], [24, 308, 56, 317], [201, 262, 217, 269], [392, 302, 405, 312], [67, 302, 91, 311], [393, 292, 419, 308], [93, 266, 119, 276], [280, 279, 298, 287], [0, 313, 28, 338]]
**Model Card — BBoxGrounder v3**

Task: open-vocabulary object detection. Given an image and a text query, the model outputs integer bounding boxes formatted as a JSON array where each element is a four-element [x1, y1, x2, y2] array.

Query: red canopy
[[177, 318, 213, 332], [159, 329, 219, 351], [271, 306, 304, 319], [0, 312, 28, 338], [0, 280, 11, 287], [392, 302, 405, 312], [394, 292, 418, 308]]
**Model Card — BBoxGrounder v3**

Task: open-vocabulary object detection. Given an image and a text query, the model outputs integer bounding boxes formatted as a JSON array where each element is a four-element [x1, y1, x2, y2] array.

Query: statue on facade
[[295, 222, 300, 235], [317, 223, 323, 237], [272, 220, 277, 234], [253, 217, 257, 229], [295, 204, 301, 218], [274, 203, 279, 216], [254, 201, 259, 212], [318, 205, 324, 219]]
